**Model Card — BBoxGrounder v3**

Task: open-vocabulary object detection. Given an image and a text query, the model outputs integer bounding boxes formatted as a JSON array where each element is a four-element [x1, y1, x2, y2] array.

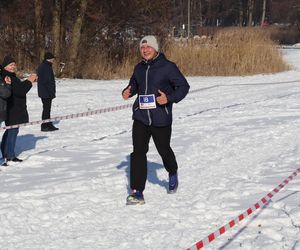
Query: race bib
[[139, 94, 156, 109]]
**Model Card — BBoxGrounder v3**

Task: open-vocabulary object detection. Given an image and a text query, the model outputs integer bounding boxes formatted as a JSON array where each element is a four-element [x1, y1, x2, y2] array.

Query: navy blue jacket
[[124, 53, 190, 126], [37, 60, 56, 99]]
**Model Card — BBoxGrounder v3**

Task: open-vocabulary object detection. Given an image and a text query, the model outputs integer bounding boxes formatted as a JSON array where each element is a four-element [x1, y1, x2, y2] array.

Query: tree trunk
[[34, 0, 44, 63], [52, 0, 64, 74], [261, 0, 267, 26], [239, 0, 244, 26], [187, 0, 191, 38], [67, 0, 88, 78], [208, 0, 212, 26], [179, 0, 185, 37], [199, 0, 203, 27], [248, 0, 254, 26]]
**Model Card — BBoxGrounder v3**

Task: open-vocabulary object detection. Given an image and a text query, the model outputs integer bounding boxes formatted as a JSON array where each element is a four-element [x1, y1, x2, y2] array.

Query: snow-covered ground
[[0, 49, 300, 250]]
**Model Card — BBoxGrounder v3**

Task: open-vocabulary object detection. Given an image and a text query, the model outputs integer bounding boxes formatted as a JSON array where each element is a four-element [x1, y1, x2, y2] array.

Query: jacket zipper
[[165, 106, 169, 115], [145, 65, 152, 125]]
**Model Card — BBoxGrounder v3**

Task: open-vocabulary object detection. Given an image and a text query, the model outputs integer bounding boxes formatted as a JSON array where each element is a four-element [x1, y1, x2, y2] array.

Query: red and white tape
[[4, 82, 300, 131], [0, 87, 206, 130], [187, 167, 300, 250], [2, 103, 133, 130], [0, 86, 215, 131]]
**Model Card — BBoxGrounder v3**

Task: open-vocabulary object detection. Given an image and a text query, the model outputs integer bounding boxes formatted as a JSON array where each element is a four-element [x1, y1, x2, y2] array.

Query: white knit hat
[[139, 35, 159, 52]]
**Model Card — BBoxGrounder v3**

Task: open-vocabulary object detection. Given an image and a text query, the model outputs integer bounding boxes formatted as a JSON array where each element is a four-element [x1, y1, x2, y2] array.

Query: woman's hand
[[4, 76, 11, 85], [28, 73, 38, 83]]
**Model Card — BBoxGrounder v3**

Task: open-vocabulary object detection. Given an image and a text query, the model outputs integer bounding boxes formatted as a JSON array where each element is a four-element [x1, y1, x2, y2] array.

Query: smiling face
[[4, 62, 17, 73], [140, 44, 158, 61]]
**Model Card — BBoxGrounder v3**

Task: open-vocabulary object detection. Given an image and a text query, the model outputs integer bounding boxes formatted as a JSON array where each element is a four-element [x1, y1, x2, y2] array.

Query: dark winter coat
[[0, 79, 11, 122], [1, 69, 32, 126], [37, 60, 56, 99], [123, 53, 190, 127]]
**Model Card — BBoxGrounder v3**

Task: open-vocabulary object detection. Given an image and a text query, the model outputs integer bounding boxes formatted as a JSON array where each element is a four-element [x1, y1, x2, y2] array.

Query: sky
[[0, 48, 300, 250]]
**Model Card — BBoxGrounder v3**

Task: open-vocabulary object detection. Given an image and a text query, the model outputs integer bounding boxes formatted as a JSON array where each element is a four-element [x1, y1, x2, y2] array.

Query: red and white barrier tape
[[0, 87, 206, 130], [0, 87, 216, 130], [187, 167, 300, 250], [0, 87, 207, 130], [2, 103, 133, 130], [4, 82, 300, 130]]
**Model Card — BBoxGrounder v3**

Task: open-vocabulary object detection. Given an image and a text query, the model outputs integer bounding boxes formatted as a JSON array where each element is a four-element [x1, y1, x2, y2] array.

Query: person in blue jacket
[[122, 35, 190, 205], [37, 52, 58, 132]]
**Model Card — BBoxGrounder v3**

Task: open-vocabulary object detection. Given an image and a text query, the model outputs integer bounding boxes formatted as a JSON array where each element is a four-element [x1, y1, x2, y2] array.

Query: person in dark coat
[[122, 35, 190, 205], [1, 55, 37, 166], [0, 70, 12, 123], [37, 52, 58, 131]]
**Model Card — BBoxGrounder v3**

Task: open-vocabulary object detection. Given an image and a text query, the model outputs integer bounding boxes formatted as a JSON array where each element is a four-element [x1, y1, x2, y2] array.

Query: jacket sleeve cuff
[[166, 94, 173, 103]]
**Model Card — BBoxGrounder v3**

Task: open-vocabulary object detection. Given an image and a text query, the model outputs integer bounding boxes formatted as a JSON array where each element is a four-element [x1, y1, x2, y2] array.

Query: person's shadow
[[117, 155, 168, 194], [15, 134, 47, 156], [0, 133, 47, 164]]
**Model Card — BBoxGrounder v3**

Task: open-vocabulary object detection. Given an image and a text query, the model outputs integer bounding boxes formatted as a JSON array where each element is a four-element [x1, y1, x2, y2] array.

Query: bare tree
[[34, 0, 44, 62], [52, 0, 65, 74], [199, 0, 203, 27], [0, 0, 299, 77], [261, 0, 267, 26], [67, 0, 88, 77], [239, 0, 244, 26], [248, 0, 254, 26]]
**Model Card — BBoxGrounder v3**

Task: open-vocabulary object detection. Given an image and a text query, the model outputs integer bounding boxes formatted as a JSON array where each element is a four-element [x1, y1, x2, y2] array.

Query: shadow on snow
[[117, 155, 168, 194]]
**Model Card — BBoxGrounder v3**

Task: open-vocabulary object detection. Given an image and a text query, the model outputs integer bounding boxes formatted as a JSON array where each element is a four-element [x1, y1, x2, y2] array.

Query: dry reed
[[165, 27, 290, 76], [80, 27, 289, 79], [79, 44, 139, 80], [0, 27, 291, 79]]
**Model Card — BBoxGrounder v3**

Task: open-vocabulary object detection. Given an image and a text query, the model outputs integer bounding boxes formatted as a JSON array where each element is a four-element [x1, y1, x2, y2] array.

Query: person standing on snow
[[1, 55, 37, 166], [0, 71, 12, 166], [122, 35, 190, 205], [37, 52, 59, 132], [0, 69, 12, 124]]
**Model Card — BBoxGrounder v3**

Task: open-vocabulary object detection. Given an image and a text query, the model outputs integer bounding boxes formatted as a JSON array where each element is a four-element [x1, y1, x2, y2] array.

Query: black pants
[[130, 120, 178, 192], [41, 98, 52, 120]]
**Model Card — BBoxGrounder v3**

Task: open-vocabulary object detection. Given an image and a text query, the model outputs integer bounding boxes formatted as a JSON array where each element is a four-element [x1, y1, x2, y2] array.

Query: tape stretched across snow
[[186, 167, 300, 250]]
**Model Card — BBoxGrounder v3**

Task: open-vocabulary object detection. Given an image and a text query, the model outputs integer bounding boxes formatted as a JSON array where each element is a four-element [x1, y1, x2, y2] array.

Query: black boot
[[41, 122, 50, 131], [7, 157, 23, 162], [41, 123, 48, 131], [48, 123, 59, 131], [41, 122, 58, 132]]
